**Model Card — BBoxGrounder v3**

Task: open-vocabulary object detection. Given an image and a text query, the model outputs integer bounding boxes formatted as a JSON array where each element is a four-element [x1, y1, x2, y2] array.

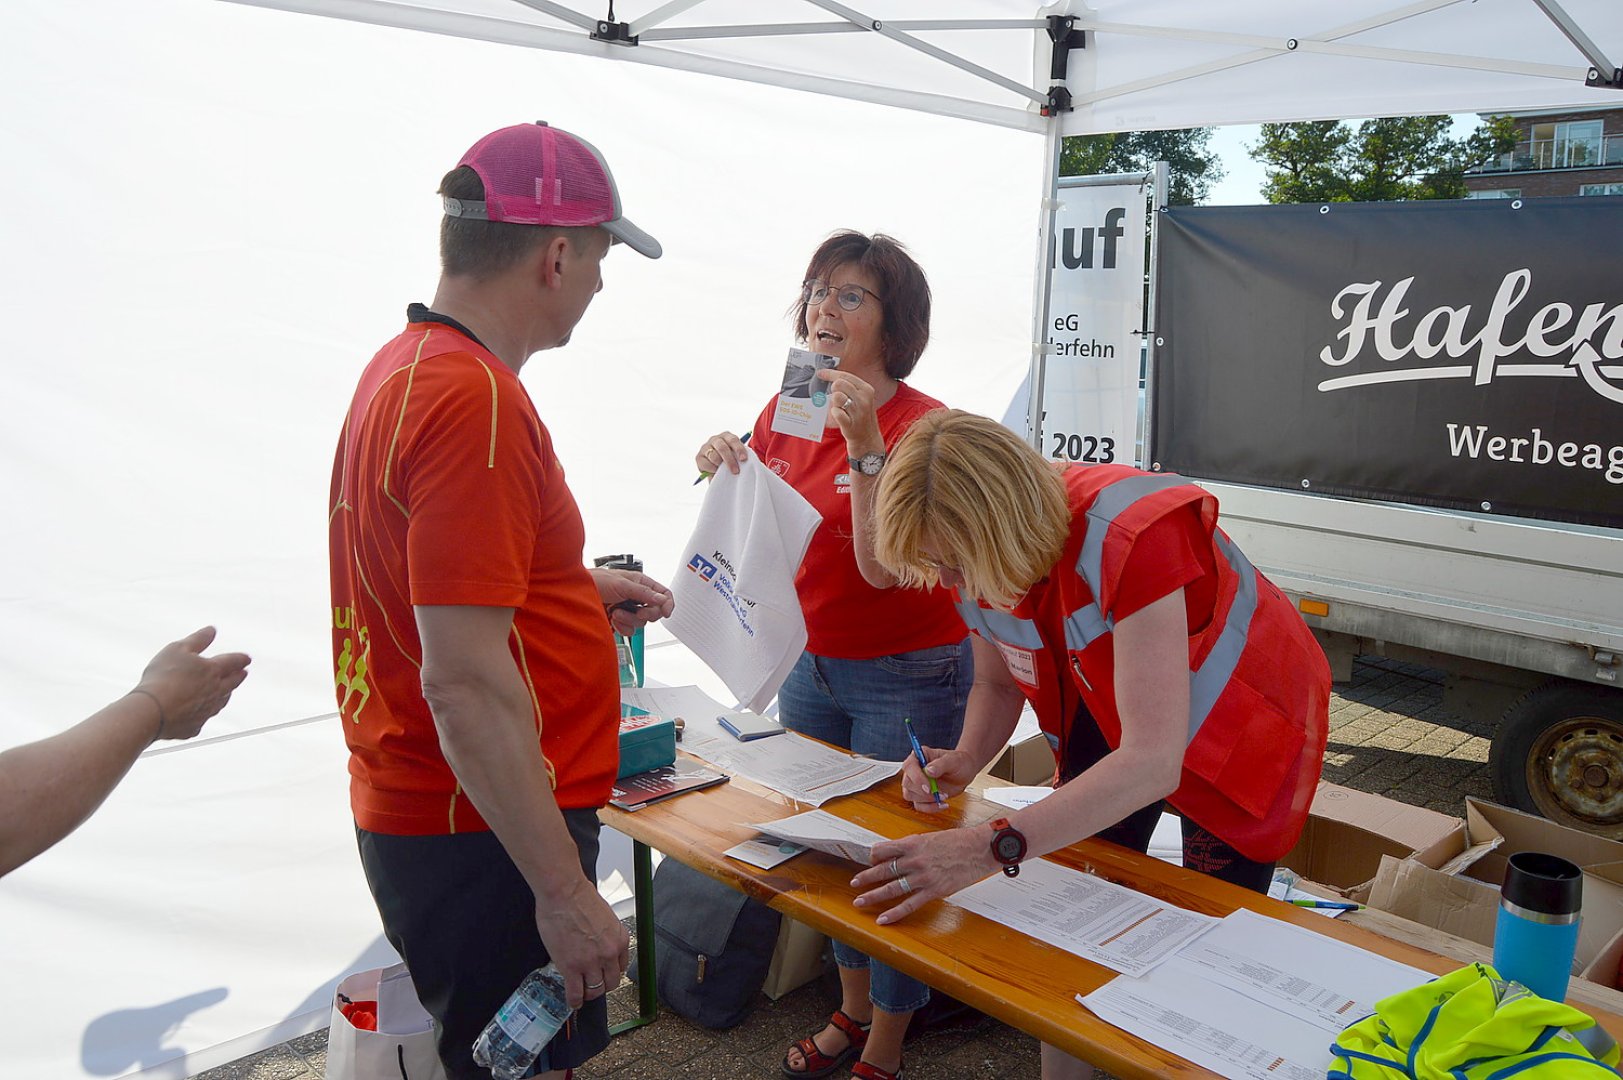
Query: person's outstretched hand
[[133, 627, 252, 741]]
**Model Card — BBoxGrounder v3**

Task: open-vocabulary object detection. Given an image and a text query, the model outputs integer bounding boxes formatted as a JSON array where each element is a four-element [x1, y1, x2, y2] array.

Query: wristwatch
[[847, 451, 887, 476], [988, 817, 1028, 878]]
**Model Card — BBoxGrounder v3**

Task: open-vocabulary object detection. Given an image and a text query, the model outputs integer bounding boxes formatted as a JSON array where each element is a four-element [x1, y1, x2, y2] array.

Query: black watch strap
[[989, 817, 1028, 878]]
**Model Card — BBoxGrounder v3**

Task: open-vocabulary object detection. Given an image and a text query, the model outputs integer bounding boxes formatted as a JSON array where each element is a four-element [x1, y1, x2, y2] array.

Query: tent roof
[[228, 0, 1623, 133]]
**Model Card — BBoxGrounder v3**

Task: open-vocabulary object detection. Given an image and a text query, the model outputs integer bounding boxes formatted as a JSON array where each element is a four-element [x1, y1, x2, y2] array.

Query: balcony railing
[[1474, 134, 1623, 173]]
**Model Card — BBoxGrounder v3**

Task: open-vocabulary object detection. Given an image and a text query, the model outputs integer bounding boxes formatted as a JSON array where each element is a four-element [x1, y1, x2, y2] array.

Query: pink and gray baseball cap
[[442, 121, 661, 259]]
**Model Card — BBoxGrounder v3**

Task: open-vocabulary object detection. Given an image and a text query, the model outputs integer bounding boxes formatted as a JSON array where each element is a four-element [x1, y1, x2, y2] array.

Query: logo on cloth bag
[[687, 554, 718, 580]]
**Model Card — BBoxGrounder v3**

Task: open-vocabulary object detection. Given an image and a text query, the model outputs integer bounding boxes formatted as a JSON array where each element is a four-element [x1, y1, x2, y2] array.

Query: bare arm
[[859, 590, 1191, 923], [987, 588, 1189, 857], [900, 636, 1027, 810], [415, 604, 628, 1007], [820, 369, 896, 588], [0, 627, 251, 877]]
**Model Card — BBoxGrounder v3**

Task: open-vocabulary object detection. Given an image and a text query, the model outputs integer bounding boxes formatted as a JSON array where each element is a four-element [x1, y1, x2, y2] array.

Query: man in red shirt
[[328, 122, 672, 1079]]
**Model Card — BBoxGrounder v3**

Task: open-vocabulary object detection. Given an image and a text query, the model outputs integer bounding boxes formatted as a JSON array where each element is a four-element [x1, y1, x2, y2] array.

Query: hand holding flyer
[[769, 346, 839, 441]]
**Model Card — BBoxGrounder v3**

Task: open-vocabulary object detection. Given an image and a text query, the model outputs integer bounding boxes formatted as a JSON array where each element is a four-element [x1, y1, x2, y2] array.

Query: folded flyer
[[769, 346, 839, 441]]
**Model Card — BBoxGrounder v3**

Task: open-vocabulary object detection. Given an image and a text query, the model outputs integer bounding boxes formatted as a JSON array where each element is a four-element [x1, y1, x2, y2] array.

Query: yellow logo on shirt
[[333, 606, 372, 722]]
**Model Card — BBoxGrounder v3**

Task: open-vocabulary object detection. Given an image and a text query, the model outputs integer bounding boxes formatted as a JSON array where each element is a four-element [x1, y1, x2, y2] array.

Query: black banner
[[1152, 198, 1623, 529]]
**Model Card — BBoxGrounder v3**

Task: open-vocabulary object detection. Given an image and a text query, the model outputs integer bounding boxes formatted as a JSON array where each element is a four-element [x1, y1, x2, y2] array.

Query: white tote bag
[[327, 962, 450, 1080]]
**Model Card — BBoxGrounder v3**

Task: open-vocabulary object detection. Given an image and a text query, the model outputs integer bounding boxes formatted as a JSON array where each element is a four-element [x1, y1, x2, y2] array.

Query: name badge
[[995, 641, 1038, 687]]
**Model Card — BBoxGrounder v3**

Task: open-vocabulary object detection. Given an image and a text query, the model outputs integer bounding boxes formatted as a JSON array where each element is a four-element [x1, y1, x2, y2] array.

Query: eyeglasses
[[802, 279, 883, 312]]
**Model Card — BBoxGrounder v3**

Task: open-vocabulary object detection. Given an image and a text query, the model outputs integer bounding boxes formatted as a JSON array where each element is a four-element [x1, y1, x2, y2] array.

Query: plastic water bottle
[[471, 963, 573, 1080]]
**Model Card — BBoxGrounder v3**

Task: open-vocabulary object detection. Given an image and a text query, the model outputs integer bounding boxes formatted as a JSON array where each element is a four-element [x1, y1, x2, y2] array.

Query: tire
[[1489, 680, 1623, 840]]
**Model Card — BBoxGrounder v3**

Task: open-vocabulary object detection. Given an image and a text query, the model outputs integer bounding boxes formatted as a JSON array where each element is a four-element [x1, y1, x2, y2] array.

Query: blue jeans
[[776, 641, 972, 1014]]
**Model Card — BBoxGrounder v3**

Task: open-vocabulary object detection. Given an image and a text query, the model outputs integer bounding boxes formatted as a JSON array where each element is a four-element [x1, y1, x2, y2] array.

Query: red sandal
[[851, 1062, 904, 1080], [781, 1008, 871, 1079]]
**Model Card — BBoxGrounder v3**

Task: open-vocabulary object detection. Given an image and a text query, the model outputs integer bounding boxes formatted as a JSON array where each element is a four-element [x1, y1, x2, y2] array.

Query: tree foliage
[[1251, 115, 1519, 203], [1060, 127, 1224, 206]]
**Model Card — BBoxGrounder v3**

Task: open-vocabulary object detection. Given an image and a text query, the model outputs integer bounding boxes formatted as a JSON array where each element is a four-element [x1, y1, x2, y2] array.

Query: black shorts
[[1058, 700, 1274, 894], [356, 809, 610, 1079]]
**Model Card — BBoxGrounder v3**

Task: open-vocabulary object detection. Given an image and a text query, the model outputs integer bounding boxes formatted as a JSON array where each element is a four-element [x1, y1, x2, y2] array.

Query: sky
[[1207, 123, 1269, 205]]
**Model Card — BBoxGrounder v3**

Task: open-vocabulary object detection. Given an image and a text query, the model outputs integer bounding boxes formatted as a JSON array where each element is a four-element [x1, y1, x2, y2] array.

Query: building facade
[[1464, 106, 1623, 199]]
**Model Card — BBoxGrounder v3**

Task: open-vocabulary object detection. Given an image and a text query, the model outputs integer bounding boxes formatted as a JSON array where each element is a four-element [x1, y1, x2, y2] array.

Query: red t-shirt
[[749, 382, 965, 658], [329, 318, 619, 835], [1110, 503, 1217, 630]]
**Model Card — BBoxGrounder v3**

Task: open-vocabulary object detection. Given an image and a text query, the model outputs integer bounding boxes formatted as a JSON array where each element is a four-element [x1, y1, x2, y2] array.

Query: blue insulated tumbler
[[1493, 851, 1582, 1002]]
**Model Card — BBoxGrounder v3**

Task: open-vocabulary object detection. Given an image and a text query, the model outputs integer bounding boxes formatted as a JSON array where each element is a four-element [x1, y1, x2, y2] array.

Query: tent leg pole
[[612, 840, 659, 1034], [1026, 114, 1064, 450]]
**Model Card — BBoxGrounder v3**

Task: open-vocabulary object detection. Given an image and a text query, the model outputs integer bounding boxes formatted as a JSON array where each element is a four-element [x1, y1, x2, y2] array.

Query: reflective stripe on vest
[[1188, 532, 1259, 742], [1064, 473, 1192, 651], [954, 598, 1043, 650], [957, 475, 1264, 747], [1067, 473, 1261, 743]]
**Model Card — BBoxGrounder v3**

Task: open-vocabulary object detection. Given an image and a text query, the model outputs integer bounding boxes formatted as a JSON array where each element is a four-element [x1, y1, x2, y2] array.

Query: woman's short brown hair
[[874, 410, 1071, 611], [793, 231, 931, 380]]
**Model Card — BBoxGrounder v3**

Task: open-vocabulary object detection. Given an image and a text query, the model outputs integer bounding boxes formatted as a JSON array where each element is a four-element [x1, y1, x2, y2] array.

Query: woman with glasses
[[694, 232, 970, 1080], [850, 409, 1331, 1080]]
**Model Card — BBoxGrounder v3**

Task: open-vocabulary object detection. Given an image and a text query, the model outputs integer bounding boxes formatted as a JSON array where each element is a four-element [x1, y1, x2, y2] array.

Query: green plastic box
[[617, 706, 676, 779]]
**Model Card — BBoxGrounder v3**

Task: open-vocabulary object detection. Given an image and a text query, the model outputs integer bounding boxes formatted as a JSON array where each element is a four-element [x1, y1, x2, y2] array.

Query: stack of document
[[621, 685, 902, 806]]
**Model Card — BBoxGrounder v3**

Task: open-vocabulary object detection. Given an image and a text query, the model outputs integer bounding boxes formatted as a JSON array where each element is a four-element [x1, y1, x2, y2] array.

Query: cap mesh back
[[464, 124, 616, 227]]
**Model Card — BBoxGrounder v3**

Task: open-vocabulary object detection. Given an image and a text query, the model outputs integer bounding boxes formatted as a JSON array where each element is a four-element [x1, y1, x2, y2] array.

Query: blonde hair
[[874, 410, 1070, 610]]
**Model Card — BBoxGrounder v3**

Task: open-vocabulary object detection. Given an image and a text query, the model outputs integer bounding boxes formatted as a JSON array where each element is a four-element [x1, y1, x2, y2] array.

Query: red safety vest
[[957, 465, 1329, 862]]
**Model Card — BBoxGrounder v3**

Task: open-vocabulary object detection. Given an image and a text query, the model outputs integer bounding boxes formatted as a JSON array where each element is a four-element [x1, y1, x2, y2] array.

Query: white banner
[[1038, 180, 1149, 466]]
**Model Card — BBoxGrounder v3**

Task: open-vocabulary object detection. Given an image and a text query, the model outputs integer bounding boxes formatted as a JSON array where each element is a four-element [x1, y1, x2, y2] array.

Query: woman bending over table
[[853, 409, 1330, 1080]]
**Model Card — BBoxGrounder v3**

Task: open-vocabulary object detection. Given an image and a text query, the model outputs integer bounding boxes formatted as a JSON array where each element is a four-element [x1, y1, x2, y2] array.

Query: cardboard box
[[762, 917, 827, 1000], [1279, 781, 1463, 900], [986, 734, 1055, 786], [1583, 925, 1623, 991], [1367, 797, 1623, 994]]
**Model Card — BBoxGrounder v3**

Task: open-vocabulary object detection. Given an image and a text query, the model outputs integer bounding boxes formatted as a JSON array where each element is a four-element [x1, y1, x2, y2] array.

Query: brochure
[[608, 758, 729, 811], [769, 346, 839, 441]]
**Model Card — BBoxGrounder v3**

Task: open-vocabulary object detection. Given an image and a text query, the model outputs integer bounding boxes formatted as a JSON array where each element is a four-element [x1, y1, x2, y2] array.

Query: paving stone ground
[[196, 656, 1494, 1080]]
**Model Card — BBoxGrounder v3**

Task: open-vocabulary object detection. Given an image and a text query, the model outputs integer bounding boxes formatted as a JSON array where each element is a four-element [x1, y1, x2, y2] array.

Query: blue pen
[[902, 717, 945, 806], [1289, 898, 1362, 911], [694, 431, 751, 485]]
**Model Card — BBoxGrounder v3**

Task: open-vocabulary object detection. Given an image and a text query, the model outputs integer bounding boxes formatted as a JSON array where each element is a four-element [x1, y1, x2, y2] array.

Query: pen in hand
[[903, 717, 945, 807], [694, 431, 751, 485]]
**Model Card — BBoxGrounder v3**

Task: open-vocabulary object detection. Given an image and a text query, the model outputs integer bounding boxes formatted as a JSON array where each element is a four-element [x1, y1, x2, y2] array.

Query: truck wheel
[[1490, 681, 1623, 840]]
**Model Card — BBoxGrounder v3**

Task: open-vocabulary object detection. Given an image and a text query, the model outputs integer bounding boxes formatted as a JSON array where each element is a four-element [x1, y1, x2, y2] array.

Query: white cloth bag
[[667, 454, 821, 712], [326, 962, 450, 1080]]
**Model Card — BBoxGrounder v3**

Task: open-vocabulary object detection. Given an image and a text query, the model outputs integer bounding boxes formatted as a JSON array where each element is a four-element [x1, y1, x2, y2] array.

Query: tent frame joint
[[1047, 14, 1085, 80], [1044, 14, 1083, 114], [591, 18, 638, 46], [1586, 66, 1622, 90]]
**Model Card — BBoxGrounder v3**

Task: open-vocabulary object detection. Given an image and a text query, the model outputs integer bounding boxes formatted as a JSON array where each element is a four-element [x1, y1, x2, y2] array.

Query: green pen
[[903, 717, 944, 806]]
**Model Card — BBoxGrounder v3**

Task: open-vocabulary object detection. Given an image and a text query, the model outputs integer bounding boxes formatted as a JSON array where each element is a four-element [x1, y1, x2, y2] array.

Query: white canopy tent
[[230, 0, 1623, 132], [1, 1, 1617, 1077]]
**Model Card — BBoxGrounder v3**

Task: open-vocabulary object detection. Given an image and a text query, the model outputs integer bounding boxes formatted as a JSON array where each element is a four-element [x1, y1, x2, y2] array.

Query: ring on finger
[[889, 858, 901, 878], [585, 979, 605, 990], [897, 874, 912, 895]]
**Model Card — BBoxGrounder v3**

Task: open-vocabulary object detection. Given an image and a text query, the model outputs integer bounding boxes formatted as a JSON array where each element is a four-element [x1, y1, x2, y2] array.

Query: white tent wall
[[6, 0, 1620, 1076], [0, 3, 1037, 1077]]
